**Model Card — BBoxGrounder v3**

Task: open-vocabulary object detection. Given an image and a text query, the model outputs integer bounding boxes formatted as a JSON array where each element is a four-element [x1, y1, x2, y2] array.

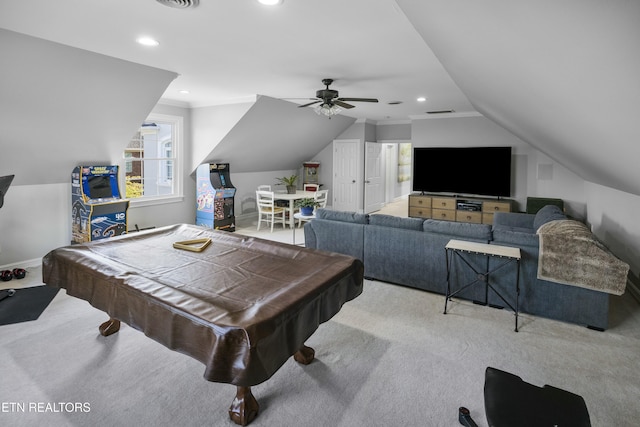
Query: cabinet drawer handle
[[466, 215, 471, 220], [494, 206, 499, 211]]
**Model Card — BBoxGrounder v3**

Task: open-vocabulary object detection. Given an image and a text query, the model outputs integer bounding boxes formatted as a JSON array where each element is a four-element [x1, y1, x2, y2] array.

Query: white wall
[[191, 101, 255, 173], [0, 183, 69, 267], [411, 115, 528, 209], [0, 29, 176, 187], [525, 151, 587, 219], [0, 30, 177, 268], [584, 183, 640, 288], [231, 169, 298, 218], [409, 115, 588, 213], [408, 114, 640, 292], [310, 145, 334, 204]]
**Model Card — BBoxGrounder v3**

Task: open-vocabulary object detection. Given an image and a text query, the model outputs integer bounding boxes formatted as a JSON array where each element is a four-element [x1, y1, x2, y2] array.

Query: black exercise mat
[[0, 286, 59, 325]]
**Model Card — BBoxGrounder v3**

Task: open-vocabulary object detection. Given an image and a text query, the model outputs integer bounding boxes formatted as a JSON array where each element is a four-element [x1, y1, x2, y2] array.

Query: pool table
[[43, 224, 363, 425]]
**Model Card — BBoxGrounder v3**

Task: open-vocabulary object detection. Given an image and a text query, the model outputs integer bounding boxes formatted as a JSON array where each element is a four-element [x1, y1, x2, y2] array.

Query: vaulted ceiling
[[1, 0, 639, 194]]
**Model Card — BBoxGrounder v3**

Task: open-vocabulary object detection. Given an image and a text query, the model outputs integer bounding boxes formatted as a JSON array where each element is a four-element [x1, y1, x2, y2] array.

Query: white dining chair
[[314, 190, 328, 208], [256, 190, 286, 232]]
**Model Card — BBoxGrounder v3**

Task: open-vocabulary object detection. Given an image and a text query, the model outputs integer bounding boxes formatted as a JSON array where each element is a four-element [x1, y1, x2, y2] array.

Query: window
[[124, 114, 182, 205]]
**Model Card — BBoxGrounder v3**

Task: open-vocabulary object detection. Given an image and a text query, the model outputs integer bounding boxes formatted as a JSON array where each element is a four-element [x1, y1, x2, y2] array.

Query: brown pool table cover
[[42, 224, 363, 387]]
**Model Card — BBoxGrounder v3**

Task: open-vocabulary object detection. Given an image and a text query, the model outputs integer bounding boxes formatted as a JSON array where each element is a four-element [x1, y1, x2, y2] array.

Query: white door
[[364, 142, 384, 213], [333, 140, 360, 212]]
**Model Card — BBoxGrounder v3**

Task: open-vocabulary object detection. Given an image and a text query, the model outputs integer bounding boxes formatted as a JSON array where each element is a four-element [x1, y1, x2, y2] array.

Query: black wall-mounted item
[[412, 147, 512, 198]]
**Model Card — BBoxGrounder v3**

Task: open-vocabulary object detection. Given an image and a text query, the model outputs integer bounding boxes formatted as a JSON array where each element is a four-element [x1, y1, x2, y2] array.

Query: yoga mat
[[0, 286, 59, 325]]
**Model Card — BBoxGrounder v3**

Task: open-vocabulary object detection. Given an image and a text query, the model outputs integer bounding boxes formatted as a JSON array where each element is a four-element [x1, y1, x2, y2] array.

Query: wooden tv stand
[[408, 193, 513, 225]]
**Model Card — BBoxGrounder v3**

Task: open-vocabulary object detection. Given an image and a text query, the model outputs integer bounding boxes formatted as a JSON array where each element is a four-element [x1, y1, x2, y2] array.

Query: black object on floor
[[458, 407, 478, 427], [0, 286, 59, 326], [483, 366, 591, 427]]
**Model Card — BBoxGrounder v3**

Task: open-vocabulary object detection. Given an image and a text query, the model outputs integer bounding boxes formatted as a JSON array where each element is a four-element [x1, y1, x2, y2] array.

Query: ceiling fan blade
[[334, 100, 355, 109], [338, 97, 379, 103], [298, 100, 322, 108]]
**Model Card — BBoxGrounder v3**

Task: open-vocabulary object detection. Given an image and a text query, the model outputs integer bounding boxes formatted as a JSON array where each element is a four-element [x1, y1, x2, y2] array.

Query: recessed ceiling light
[[417, 97, 427, 102], [179, 90, 190, 94], [257, 0, 283, 5], [136, 37, 159, 47]]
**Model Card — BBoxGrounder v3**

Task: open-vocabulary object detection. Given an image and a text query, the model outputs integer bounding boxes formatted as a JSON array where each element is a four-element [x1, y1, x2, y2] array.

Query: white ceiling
[[0, 0, 473, 122], [2, 0, 640, 195]]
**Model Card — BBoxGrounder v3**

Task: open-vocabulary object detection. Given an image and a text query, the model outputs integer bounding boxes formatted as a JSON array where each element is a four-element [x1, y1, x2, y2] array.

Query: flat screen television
[[412, 146, 512, 197]]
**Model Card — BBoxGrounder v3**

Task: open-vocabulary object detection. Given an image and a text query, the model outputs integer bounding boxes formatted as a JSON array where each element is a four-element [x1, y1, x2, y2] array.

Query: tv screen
[[87, 175, 115, 199], [412, 146, 512, 197]]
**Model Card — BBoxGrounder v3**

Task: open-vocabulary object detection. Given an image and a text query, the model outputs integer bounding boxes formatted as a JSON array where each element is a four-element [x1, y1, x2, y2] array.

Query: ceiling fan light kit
[[298, 79, 378, 118], [315, 103, 343, 117]]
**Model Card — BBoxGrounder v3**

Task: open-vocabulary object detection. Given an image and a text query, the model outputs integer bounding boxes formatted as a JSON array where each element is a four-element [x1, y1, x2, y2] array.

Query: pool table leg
[[293, 344, 315, 365], [229, 386, 259, 426], [98, 318, 121, 336]]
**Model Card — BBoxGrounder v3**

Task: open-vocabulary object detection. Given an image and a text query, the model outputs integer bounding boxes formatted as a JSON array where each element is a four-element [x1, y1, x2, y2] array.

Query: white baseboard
[[1, 258, 42, 270]]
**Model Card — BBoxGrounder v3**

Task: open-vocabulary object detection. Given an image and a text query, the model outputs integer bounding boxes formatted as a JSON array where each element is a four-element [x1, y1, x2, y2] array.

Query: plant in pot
[[295, 198, 320, 216], [276, 175, 298, 194]]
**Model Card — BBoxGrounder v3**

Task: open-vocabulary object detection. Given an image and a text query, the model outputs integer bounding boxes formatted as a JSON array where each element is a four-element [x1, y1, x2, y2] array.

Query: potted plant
[[295, 197, 320, 216], [276, 175, 298, 194]]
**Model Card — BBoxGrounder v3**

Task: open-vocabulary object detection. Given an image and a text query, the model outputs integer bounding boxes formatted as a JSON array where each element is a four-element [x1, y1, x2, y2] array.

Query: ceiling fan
[[298, 79, 379, 112]]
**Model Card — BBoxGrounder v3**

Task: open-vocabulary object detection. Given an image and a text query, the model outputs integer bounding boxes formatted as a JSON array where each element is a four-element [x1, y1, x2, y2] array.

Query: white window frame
[[124, 113, 184, 207]]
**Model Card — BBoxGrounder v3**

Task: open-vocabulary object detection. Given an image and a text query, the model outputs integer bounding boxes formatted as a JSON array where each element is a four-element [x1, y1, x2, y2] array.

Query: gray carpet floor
[[2, 265, 640, 426], [2, 200, 639, 426]]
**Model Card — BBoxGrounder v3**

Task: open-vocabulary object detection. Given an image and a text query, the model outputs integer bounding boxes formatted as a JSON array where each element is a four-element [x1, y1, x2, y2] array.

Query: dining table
[[273, 190, 317, 229]]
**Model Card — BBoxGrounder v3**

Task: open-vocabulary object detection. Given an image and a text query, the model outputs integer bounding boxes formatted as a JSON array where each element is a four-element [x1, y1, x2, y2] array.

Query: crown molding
[[410, 111, 482, 120], [157, 98, 191, 108], [375, 119, 412, 125]]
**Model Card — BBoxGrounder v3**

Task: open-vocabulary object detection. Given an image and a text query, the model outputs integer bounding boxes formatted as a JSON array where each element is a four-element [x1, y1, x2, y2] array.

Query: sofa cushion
[[423, 219, 492, 241], [532, 205, 567, 230], [492, 229, 539, 247], [492, 212, 536, 231], [316, 208, 369, 224], [369, 214, 423, 231], [493, 224, 536, 234]]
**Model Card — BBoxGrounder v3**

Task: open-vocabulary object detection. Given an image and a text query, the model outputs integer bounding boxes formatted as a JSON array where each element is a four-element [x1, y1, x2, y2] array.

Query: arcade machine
[[196, 163, 236, 232], [0, 174, 22, 299], [0, 174, 14, 209], [71, 165, 129, 243], [303, 161, 320, 190]]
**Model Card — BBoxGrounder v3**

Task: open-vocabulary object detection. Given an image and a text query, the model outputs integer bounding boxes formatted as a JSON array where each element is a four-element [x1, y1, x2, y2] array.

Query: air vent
[[156, 0, 199, 9], [426, 109, 455, 114]]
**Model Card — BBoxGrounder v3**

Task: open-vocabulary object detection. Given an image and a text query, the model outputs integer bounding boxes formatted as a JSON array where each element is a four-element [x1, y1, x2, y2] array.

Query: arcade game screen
[[86, 175, 115, 199]]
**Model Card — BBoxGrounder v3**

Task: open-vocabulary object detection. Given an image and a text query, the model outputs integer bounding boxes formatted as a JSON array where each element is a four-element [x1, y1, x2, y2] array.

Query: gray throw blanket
[[537, 220, 629, 295]]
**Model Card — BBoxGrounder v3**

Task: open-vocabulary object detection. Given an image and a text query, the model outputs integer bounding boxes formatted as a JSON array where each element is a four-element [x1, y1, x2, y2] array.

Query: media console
[[408, 193, 513, 224]]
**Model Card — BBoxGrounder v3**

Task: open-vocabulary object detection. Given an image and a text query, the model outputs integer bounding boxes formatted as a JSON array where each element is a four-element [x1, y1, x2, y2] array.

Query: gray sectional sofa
[[303, 206, 619, 330]]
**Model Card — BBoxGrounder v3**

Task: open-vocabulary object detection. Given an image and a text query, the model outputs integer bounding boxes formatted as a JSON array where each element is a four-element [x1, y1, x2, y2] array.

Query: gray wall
[[0, 29, 177, 186], [0, 30, 176, 266]]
